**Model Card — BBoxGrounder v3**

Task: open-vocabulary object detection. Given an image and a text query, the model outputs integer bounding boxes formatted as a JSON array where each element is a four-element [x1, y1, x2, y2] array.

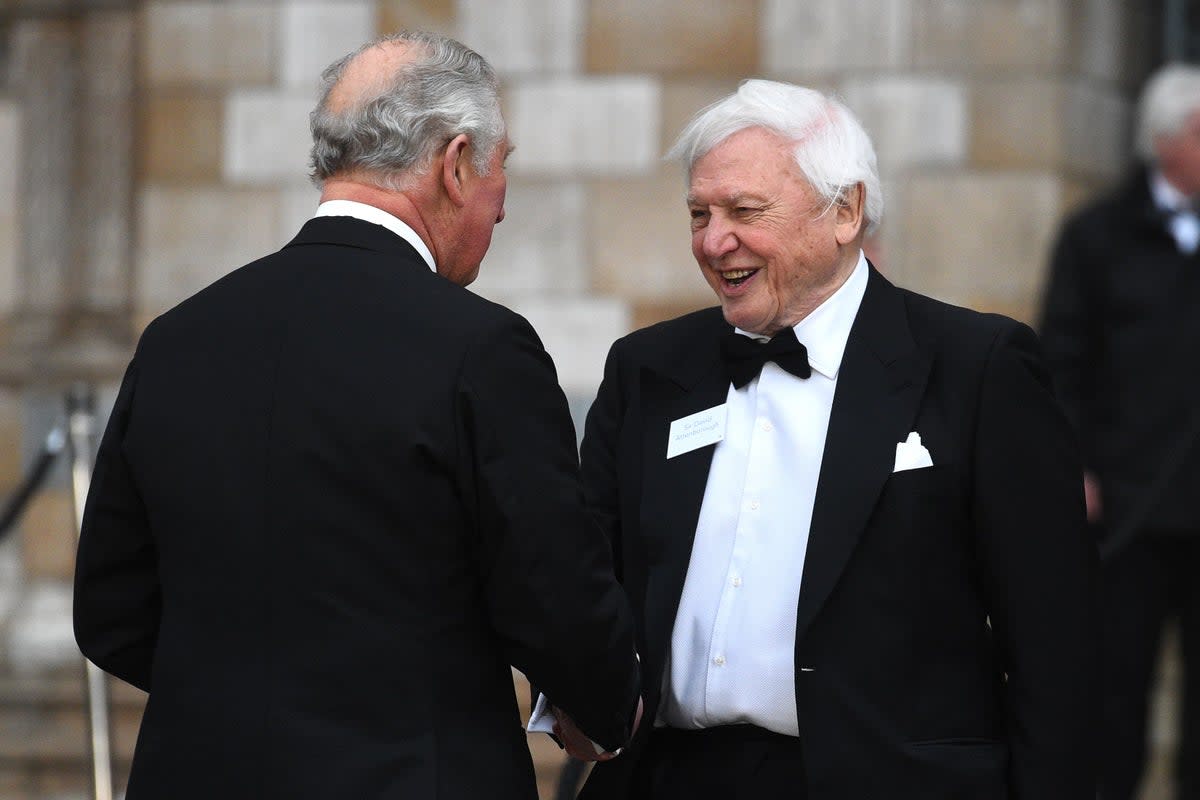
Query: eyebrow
[[686, 191, 768, 206]]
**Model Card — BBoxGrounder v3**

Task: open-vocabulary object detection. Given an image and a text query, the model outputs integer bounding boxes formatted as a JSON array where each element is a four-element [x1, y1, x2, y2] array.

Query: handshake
[[531, 695, 645, 762]]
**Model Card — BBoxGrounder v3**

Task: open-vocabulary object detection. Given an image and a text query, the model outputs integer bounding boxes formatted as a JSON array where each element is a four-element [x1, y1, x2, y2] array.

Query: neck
[[320, 178, 436, 254]]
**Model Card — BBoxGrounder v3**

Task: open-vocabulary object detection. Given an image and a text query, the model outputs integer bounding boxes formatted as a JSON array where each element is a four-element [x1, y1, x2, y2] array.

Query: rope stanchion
[[65, 385, 115, 800]]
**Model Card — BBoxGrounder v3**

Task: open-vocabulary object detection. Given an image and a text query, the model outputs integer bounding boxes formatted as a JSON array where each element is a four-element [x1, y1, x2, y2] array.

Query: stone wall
[[0, 1, 1174, 796]]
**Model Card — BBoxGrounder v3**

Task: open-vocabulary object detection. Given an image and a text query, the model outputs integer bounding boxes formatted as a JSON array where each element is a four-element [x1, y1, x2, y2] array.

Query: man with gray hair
[[73, 31, 639, 799], [552, 79, 1097, 798], [1040, 63, 1200, 800]]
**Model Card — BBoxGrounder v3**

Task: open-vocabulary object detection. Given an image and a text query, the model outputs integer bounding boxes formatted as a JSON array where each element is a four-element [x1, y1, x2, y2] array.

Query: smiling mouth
[[722, 268, 759, 287]]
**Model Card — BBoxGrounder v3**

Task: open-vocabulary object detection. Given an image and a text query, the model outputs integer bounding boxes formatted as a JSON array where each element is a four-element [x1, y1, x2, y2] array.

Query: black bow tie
[[720, 327, 812, 389]]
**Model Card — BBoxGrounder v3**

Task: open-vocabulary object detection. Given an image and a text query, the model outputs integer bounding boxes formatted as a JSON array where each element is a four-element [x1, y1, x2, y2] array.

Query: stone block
[[0, 388, 20, 488], [589, 169, 724, 305], [137, 186, 283, 318], [141, 1, 276, 87], [586, 0, 757, 77], [507, 77, 661, 176], [661, 80, 741, 155], [459, 0, 583, 74], [972, 0, 1067, 71], [140, 91, 224, 183], [971, 79, 1062, 170], [915, 0, 1067, 71], [506, 296, 630, 395], [6, 580, 77, 674], [223, 90, 315, 185], [0, 102, 19, 319], [1065, 0, 1124, 83], [379, 0, 458, 35], [895, 172, 1063, 309], [762, 0, 913, 76], [279, 1, 376, 90], [20, 489, 75, 581], [278, 186, 323, 244], [1061, 82, 1130, 182], [469, 180, 587, 298], [841, 76, 967, 173]]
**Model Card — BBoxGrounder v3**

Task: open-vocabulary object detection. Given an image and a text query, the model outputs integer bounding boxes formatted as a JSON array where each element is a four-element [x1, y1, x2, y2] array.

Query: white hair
[[666, 79, 883, 236], [1135, 63, 1200, 162], [309, 31, 505, 191]]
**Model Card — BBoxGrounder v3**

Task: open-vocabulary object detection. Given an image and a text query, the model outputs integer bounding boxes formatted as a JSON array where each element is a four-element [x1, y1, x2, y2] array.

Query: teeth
[[724, 269, 754, 279]]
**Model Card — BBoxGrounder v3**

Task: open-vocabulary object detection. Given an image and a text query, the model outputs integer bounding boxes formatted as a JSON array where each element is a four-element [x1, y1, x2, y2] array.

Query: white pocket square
[[893, 431, 933, 472]]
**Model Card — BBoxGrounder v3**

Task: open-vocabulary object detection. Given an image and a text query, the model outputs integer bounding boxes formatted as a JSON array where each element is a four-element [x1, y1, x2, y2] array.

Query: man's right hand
[[551, 696, 643, 762]]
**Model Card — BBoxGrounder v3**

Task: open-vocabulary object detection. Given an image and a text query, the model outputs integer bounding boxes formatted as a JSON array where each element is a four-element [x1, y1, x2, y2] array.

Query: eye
[[689, 208, 709, 228]]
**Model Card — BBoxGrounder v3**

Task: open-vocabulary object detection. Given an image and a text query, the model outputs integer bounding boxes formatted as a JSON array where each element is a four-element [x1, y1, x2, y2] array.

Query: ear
[[834, 182, 866, 246], [440, 133, 473, 209]]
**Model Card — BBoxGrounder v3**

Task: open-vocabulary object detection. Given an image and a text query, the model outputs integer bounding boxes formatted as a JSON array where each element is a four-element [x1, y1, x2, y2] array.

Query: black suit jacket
[[1039, 167, 1200, 538], [73, 217, 639, 800], [579, 267, 1097, 799]]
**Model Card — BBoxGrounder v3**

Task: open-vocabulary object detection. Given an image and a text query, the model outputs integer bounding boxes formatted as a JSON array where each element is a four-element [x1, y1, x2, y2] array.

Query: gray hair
[[309, 31, 505, 190], [1136, 63, 1200, 162], [666, 79, 883, 236]]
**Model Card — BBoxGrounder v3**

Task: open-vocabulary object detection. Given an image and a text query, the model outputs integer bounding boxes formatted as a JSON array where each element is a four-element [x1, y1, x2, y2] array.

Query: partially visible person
[[1040, 63, 1200, 800], [73, 31, 639, 800], [547, 79, 1098, 799]]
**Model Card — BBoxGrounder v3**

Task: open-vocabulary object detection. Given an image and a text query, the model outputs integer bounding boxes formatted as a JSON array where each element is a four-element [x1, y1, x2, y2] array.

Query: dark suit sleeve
[[1037, 215, 1098, 458], [73, 355, 160, 692], [457, 314, 638, 752], [578, 342, 625, 582], [971, 322, 1099, 799]]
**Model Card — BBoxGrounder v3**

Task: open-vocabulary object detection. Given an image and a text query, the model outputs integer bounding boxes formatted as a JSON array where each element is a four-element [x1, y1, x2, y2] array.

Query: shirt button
[[731, 576, 742, 587], [713, 655, 726, 666], [749, 500, 760, 511], [760, 419, 773, 432]]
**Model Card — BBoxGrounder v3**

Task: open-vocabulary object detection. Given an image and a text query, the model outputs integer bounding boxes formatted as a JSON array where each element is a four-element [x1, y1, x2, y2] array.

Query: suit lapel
[[636, 311, 731, 677], [794, 268, 932, 643]]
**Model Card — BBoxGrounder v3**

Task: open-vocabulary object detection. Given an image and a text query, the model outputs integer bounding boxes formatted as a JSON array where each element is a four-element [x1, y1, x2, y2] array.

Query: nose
[[701, 214, 737, 260], [496, 206, 505, 224]]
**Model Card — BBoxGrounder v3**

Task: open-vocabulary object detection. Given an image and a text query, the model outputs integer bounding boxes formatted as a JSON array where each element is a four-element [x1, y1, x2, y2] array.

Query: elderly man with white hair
[[1040, 63, 1200, 800], [545, 78, 1098, 799]]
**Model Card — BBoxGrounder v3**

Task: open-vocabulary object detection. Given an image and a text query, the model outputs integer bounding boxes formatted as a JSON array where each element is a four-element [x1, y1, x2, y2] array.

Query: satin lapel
[[794, 268, 932, 643], [637, 315, 731, 678]]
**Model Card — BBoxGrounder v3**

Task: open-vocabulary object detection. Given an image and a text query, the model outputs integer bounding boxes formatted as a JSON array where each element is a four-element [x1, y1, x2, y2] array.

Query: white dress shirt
[[656, 252, 869, 736], [1150, 171, 1200, 255], [314, 200, 437, 271]]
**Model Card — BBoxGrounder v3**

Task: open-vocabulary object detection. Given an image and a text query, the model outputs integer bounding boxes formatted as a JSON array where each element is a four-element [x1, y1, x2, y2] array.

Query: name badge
[[666, 404, 727, 459]]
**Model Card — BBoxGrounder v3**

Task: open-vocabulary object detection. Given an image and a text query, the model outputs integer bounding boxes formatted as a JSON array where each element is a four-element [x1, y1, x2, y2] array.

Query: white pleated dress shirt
[[655, 252, 869, 736]]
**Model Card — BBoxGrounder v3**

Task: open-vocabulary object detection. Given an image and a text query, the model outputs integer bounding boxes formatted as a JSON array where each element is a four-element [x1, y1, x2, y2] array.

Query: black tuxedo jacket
[[579, 267, 1098, 799], [73, 217, 639, 800], [1039, 167, 1200, 537]]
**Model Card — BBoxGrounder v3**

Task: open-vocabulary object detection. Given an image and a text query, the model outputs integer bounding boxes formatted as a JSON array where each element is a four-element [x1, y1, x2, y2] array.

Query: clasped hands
[[550, 696, 644, 762]]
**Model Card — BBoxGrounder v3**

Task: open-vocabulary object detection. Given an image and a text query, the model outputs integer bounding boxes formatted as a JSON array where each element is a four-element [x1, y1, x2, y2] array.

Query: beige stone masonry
[[136, 186, 284, 320], [459, 0, 583, 74], [895, 171, 1062, 316], [507, 76, 661, 176], [278, 1, 376, 89], [223, 90, 315, 185], [470, 180, 589, 297], [140, 91, 224, 184], [378, 0, 458, 36], [588, 169, 712, 305], [586, 0, 757, 77], [141, 1, 277, 87], [843, 76, 968, 173], [0, 103, 19, 319], [763, 0, 912, 76]]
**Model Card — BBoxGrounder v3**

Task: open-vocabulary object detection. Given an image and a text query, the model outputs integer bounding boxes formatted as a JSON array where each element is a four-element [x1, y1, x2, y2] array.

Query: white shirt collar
[[735, 250, 869, 380], [1150, 170, 1193, 214], [314, 199, 437, 272]]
